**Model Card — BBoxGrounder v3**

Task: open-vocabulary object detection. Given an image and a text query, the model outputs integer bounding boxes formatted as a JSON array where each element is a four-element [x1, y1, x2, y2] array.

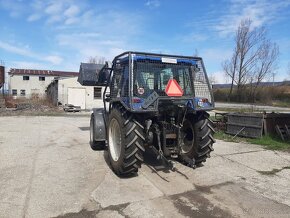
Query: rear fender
[[92, 108, 106, 141]]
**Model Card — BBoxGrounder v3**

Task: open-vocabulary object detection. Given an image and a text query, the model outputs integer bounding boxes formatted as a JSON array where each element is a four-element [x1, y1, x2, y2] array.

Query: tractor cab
[[102, 52, 214, 113]]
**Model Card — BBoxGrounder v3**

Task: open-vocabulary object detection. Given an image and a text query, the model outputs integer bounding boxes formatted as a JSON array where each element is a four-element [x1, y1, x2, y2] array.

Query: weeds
[[215, 131, 290, 151], [248, 135, 290, 150]]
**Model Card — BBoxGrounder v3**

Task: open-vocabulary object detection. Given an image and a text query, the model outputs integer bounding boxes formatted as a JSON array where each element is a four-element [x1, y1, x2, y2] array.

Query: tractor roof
[[114, 51, 202, 65]]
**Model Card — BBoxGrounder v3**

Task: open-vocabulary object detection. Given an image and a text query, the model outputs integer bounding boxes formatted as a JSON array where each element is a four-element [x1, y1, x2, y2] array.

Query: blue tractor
[[89, 51, 215, 176]]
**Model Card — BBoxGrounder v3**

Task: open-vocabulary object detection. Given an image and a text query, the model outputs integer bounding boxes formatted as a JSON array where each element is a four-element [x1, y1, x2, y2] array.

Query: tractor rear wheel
[[107, 106, 145, 176], [180, 113, 215, 165]]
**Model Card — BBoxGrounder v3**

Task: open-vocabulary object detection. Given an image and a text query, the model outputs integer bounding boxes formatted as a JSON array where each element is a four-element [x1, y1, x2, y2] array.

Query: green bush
[[213, 89, 229, 102]]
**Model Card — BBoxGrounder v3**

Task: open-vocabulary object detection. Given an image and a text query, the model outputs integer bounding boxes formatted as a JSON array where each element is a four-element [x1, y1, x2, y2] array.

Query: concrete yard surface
[[0, 116, 290, 218]]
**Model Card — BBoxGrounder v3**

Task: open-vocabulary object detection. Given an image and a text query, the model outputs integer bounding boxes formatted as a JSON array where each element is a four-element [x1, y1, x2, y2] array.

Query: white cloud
[[215, 0, 290, 36], [1, 1, 149, 70], [181, 33, 208, 43], [27, 14, 41, 22], [44, 56, 63, 65], [46, 15, 62, 24], [201, 48, 232, 64], [23, 1, 92, 27], [25, 0, 45, 22], [56, 33, 124, 61], [54, 8, 143, 62], [64, 5, 80, 17], [145, 0, 160, 8], [77, 32, 100, 38], [0, 0, 70, 24], [10, 61, 49, 70], [0, 40, 63, 65], [0, 41, 33, 57], [0, 0, 25, 18], [45, 2, 63, 15], [57, 32, 100, 39], [24, 1, 84, 26], [64, 17, 79, 25], [209, 71, 229, 84], [186, 0, 290, 38]]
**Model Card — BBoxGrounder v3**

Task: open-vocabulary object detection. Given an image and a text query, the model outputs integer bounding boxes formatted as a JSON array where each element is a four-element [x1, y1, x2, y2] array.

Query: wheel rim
[[108, 118, 122, 161], [181, 120, 194, 153]]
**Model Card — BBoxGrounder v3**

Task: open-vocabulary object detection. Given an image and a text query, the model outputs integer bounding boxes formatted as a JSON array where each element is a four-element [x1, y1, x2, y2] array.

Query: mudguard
[[92, 108, 106, 142]]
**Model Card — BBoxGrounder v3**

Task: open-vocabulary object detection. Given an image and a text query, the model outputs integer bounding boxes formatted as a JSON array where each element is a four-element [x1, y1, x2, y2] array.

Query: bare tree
[[223, 19, 279, 102], [222, 48, 239, 101], [250, 40, 279, 100], [88, 56, 106, 64], [208, 74, 217, 85]]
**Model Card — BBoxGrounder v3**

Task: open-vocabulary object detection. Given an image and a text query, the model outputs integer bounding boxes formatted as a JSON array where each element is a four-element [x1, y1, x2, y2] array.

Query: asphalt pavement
[[1, 116, 290, 218]]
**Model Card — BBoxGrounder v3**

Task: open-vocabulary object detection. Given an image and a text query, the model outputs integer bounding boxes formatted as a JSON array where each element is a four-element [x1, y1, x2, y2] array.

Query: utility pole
[[272, 72, 276, 86]]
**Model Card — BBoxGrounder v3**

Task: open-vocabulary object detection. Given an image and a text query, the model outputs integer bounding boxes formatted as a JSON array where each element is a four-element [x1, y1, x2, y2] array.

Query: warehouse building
[[46, 77, 105, 110], [8, 69, 78, 98], [46, 63, 105, 110]]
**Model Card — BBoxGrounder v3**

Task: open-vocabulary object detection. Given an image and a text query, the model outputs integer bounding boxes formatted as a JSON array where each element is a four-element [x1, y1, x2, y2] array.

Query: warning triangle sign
[[165, 79, 184, 97]]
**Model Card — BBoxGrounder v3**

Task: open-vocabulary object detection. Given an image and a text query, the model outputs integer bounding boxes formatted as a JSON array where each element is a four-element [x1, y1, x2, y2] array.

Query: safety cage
[[103, 51, 214, 112]]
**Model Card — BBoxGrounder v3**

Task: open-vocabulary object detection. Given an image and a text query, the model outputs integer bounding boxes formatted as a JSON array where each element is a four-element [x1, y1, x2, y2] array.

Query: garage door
[[67, 88, 86, 109]]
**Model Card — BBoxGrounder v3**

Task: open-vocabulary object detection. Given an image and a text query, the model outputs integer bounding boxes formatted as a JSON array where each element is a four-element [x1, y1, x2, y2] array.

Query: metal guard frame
[[103, 51, 215, 115]]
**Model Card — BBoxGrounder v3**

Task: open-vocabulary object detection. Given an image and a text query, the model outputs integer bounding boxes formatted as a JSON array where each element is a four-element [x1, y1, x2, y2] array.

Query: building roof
[[8, 68, 79, 77]]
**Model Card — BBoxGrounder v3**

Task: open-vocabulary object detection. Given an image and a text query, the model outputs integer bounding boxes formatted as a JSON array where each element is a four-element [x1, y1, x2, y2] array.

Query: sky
[[0, 0, 290, 84]]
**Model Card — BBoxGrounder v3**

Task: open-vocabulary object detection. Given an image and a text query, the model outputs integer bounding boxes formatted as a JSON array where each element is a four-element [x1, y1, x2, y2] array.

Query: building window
[[94, 87, 102, 99], [23, 76, 30, 80], [12, 89, 17, 96], [20, 90, 26, 96], [39, 76, 45, 81]]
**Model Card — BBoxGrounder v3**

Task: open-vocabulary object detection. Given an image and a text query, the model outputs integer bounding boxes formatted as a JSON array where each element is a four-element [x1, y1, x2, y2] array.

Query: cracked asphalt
[[1, 116, 290, 218]]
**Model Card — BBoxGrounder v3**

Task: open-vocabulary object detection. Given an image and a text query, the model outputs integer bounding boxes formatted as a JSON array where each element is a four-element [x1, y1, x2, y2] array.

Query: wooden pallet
[[285, 124, 290, 137], [275, 125, 290, 141]]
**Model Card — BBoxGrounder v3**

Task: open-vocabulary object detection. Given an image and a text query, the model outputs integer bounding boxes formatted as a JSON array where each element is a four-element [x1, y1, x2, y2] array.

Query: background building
[[8, 69, 78, 98], [47, 77, 104, 110], [47, 63, 106, 110]]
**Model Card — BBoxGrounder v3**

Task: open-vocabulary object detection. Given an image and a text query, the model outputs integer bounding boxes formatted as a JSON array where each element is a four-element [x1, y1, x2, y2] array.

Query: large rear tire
[[90, 114, 105, 150], [107, 106, 145, 176], [180, 112, 215, 165]]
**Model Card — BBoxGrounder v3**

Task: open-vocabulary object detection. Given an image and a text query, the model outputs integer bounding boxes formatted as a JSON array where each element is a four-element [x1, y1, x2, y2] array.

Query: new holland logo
[[165, 79, 184, 97]]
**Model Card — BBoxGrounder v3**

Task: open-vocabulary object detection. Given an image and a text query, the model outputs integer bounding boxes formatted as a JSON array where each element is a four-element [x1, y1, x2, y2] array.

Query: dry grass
[[1, 95, 65, 116], [213, 85, 290, 106]]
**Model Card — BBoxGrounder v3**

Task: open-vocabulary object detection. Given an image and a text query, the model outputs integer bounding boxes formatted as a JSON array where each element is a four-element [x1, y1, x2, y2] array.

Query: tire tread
[[108, 106, 145, 176]]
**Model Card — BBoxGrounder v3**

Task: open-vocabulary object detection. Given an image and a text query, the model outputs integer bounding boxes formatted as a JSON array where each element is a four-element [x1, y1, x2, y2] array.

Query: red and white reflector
[[165, 79, 183, 97]]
